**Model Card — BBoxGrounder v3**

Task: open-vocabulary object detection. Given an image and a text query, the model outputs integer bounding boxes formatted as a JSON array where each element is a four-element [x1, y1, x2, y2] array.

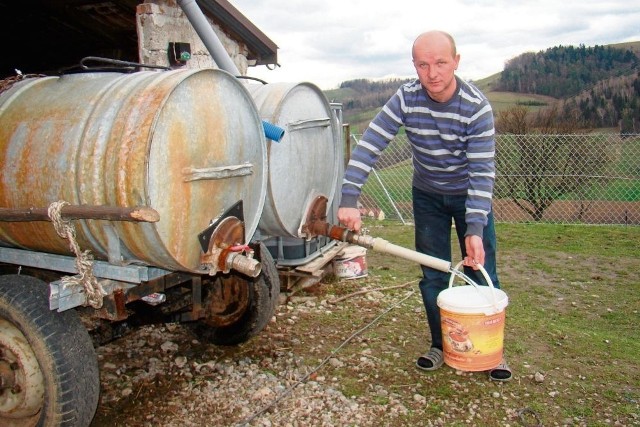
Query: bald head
[[412, 31, 457, 60], [411, 30, 460, 102]]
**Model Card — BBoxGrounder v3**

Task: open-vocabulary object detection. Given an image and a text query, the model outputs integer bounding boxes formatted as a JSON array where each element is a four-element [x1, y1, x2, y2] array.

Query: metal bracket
[[198, 200, 244, 252], [49, 279, 136, 312]]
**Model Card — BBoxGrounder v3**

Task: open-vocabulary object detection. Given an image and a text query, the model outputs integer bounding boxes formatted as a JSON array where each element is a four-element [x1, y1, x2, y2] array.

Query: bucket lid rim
[[437, 286, 509, 311]]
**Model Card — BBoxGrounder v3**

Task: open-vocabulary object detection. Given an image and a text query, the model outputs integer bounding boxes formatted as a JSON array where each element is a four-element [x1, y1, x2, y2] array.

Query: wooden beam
[[0, 205, 160, 223]]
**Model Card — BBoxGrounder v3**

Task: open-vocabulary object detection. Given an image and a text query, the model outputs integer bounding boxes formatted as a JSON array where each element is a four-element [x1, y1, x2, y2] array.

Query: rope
[[236, 289, 417, 426], [47, 201, 105, 308], [0, 72, 46, 95]]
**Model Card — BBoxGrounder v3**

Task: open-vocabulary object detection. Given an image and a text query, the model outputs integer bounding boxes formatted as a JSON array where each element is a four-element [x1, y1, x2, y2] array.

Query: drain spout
[[177, 0, 241, 75]]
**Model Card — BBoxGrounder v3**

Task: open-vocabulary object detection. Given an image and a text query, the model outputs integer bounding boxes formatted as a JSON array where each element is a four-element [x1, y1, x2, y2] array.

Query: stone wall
[[136, 0, 249, 74]]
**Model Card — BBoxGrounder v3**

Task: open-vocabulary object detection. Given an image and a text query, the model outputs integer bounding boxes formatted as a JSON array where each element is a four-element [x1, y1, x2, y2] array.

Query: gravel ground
[[91, 277, 628, 427], [92, 296, 401, 427]]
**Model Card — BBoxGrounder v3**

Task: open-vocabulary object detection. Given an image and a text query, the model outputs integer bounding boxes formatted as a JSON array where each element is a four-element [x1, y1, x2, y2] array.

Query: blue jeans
[[412, 187, 500, 351]]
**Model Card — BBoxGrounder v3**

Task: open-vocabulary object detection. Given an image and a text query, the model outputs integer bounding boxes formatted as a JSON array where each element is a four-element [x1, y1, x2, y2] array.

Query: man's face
[[412, 36, 460, 102]]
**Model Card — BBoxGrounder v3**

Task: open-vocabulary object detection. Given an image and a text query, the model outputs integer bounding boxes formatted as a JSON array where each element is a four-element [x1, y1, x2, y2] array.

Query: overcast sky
[[229, 0, 640, 90]]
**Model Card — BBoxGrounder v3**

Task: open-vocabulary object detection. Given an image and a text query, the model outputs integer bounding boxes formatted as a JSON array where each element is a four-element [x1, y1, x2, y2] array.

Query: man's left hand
[[464, 235, 485, 270]]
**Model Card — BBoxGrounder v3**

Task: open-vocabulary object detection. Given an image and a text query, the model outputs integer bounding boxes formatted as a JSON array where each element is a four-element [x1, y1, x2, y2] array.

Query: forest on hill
[[497, 44, 639, 131], [327, 42, 640, 133], [333, 78, 414, 112], [497, 44, 637, 97]]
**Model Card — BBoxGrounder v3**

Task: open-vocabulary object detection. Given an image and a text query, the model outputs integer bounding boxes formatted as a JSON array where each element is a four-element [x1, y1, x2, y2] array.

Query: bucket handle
[[448, 261, 499, 310]]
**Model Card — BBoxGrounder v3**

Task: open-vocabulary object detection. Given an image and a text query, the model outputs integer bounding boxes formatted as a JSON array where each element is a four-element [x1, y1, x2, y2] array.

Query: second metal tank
[[249, 82, 340, 238]]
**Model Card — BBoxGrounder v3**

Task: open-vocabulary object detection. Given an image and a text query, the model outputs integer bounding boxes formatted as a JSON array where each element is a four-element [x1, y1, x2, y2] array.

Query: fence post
[[372, 168, 407, 225]]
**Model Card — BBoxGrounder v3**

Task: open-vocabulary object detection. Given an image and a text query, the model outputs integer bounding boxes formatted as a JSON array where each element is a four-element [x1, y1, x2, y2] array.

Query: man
[[338, 30, 511, 381]]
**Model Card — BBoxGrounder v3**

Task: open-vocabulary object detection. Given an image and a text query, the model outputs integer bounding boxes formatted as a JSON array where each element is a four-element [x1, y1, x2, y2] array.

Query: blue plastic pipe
[[262, 120, 285, 142]]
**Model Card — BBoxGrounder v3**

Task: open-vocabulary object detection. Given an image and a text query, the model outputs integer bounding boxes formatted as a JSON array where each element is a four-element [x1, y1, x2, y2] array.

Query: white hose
[[370, 238, 451, 272]]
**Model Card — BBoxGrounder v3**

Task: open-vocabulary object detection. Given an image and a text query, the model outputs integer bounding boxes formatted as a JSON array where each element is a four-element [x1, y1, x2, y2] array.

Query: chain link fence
[[352, 133, 640, 225]]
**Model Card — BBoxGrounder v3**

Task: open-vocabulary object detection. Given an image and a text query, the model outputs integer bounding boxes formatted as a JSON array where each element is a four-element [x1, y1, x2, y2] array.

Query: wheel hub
[[0, 319, 44, 419], [202, 275, 250, 327]]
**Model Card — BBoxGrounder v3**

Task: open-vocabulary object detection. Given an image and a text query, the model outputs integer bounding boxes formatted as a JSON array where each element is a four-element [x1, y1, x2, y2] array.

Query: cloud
[[230, 0, 640, 89]]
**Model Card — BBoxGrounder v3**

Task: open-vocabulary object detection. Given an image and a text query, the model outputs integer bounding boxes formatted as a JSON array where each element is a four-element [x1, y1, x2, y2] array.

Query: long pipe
[[309, 221, 492, 289], [301, 197, 489, 287], [308, 221, 451, 273], [177, 0, 241, 76]]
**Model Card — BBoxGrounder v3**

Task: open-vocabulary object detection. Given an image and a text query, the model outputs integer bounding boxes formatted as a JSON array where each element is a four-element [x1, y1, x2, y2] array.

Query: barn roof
[[0, 0, 278, 76]]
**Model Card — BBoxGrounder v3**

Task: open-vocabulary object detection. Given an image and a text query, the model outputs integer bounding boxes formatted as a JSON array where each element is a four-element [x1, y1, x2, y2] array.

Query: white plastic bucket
[[333, 245, 368, 279], [437, 262, 508, 371]]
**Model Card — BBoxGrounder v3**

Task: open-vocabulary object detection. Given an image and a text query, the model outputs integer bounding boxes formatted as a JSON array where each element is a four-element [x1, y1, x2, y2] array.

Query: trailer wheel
[[196, 242, 280, 345], [0, 275, 100, 427]]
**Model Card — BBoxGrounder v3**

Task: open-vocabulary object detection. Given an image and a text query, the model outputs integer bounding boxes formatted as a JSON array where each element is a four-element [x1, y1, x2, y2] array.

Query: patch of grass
[[486, 91, 558, 115], [340, 377, 367, 398], [248, 221, 640, 426], [496, 222, 640, 257]]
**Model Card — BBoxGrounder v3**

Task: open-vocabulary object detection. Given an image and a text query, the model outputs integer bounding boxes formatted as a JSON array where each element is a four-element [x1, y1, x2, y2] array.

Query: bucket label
[[440, 309, 505, 371]]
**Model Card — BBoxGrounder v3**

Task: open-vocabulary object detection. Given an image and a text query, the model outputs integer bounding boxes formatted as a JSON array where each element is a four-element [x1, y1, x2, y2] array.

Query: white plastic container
[[437, 262, 509, 371]]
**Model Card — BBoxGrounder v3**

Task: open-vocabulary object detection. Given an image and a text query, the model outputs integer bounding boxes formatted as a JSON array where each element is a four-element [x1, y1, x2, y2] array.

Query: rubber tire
[[198, 242, 280, 345], [0, 275, 100, 427]]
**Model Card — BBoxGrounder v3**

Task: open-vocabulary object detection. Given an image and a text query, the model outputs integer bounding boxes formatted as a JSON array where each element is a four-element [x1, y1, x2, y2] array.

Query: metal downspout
[[177, 0, 241, 76]]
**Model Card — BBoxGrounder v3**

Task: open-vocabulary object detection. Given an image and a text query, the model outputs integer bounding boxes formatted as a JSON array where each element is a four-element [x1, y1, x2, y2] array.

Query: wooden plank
[[294, 241, 348, 275], [0, 205, 159, 222]]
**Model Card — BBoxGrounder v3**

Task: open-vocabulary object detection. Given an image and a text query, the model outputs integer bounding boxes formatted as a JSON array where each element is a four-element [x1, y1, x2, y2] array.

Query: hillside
[[327, 41, 640, 133], [324, 78, 413, 132], [496, 44, 637, 97]]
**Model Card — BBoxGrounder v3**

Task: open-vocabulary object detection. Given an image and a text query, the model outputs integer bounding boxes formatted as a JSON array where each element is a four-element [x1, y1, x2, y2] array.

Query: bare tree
[[496, 104, 529, 134], [495, 105, 616, 221]]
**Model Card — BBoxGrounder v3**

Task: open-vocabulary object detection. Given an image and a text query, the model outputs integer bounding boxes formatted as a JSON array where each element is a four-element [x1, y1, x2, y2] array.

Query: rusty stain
[[217, 247, 232, 272], [113, 289, 127, 317], [199, 216, 245, 273], [0, 69, 266, 273], [96, 289, 128, 321]]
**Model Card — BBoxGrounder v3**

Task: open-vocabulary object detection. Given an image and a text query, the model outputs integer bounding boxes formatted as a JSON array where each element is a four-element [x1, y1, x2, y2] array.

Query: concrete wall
[[136, 0, 249, 74]]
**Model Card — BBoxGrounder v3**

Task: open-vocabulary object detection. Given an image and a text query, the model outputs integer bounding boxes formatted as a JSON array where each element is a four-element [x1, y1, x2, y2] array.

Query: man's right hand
[[337, 207, 362, 233]]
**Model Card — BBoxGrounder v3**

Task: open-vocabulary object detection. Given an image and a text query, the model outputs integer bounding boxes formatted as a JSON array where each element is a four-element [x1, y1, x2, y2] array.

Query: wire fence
[[353, 133, 640, 225]]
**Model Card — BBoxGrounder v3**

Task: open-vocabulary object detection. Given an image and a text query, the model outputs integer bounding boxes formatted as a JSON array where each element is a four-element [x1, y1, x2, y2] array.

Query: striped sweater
[[340, 76, 496, 237]]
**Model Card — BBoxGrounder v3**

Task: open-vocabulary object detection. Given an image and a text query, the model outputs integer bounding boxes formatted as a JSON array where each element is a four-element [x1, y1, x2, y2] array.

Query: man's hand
[[463, 235, 485, 270], [337, 207, 362, 233]]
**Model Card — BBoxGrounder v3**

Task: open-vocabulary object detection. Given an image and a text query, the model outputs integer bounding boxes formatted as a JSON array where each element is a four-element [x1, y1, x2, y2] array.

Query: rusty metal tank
[[0, 68, 267, 272], [249, 82, 339, 238]]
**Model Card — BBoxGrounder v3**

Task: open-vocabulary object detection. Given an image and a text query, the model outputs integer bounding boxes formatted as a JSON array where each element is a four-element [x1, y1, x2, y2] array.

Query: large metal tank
[[0, 69, 267, 272], [249, 82, 339, 238]]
